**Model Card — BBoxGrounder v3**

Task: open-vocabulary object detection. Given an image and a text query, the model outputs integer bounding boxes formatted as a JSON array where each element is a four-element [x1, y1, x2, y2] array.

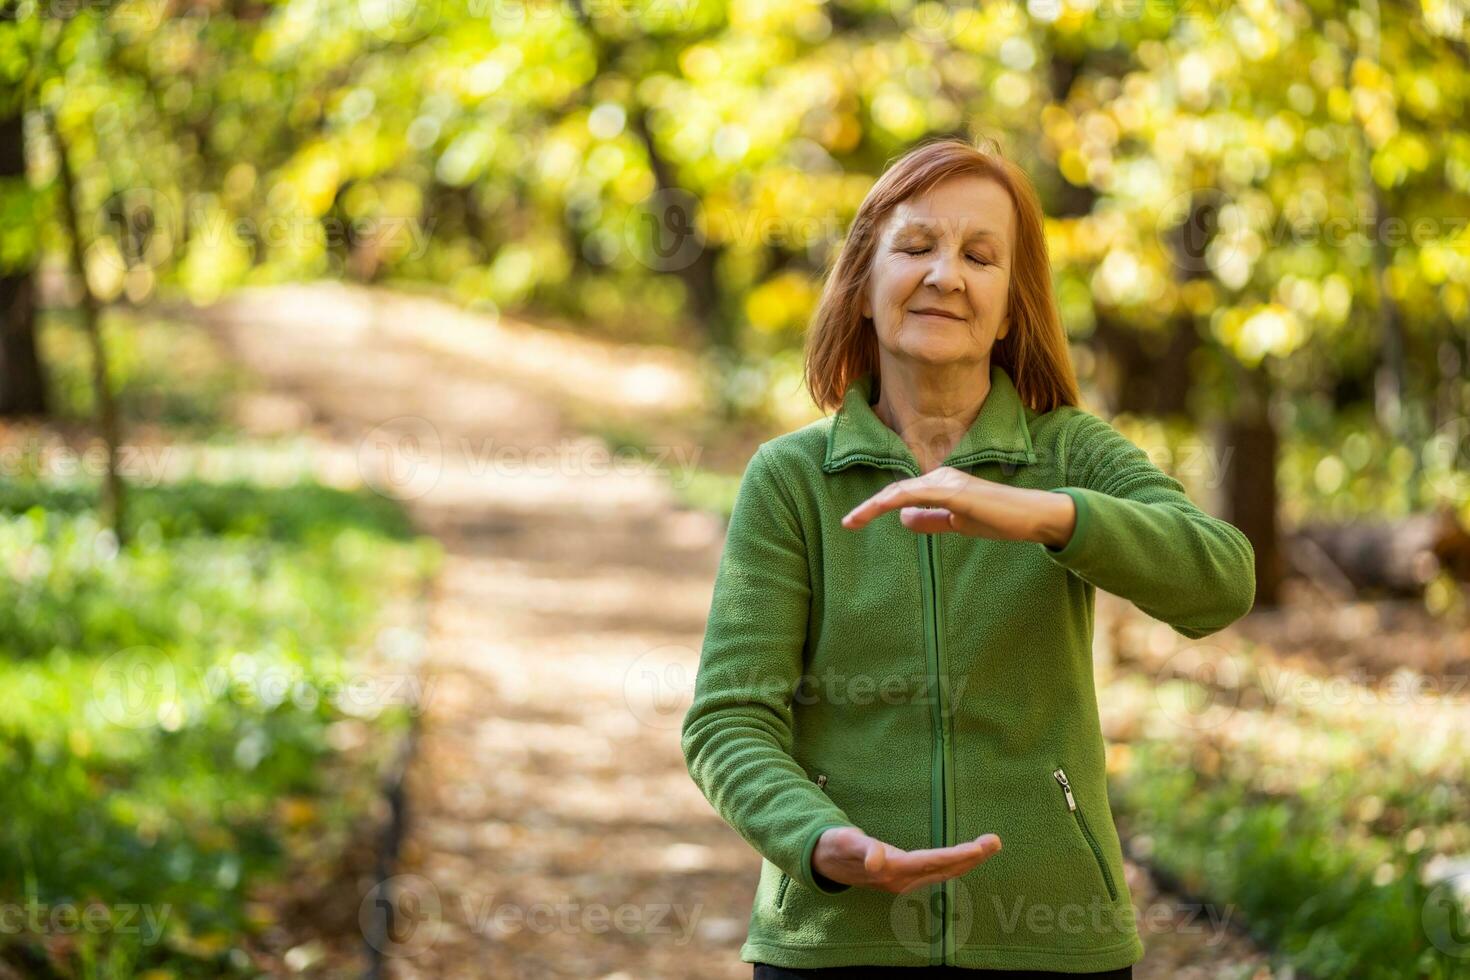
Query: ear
[[997, 311, 1011, 340]]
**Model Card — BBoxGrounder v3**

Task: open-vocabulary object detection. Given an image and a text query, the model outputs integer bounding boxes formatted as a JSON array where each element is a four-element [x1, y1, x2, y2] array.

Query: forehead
[[886, 175, 1015, 244]]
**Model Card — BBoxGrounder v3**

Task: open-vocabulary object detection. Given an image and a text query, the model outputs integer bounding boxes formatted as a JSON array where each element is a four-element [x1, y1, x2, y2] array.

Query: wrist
[[806, 825, 854, 895], [1031, 489, 1077, 549]]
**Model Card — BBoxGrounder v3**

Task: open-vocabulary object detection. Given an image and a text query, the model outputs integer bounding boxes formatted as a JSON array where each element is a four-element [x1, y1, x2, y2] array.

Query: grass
[[40, 308, 246, 435], [1102, 638, 1470, 979], [0, 478, 440, 977], [0, 307, 441, 977]]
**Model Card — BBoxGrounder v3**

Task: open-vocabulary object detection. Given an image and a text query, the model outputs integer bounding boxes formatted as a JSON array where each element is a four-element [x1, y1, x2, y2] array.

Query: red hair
[[803, 136, 1081, 413]]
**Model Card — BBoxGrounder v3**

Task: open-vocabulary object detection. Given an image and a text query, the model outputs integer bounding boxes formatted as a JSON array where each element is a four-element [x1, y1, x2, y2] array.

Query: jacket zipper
[[848, 458, 958, 964], [920, 531, 954, 965], [1052, 767, 1119, 902], [777, 772, 830, 910], [834, 459, 967, 963]]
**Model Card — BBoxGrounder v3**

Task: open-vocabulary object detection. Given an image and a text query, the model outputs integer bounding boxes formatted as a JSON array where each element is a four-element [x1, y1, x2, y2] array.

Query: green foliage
[[0, 477, 416, 548], [1112, 411, 1470, 523], [7, 0, 1470, 445], [39, 311, 247, 433], [0, 479, 438, 977], [7, 6, 1470, 974], [1106, 659, 1470, 979]]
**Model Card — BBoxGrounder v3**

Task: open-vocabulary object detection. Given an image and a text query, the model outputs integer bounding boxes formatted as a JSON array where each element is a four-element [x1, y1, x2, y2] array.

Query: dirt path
[[200, 282, 1273, 980]]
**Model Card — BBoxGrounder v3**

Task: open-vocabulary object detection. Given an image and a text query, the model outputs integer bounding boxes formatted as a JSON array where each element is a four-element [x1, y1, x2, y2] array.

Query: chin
[[892, 336, 983, 366]]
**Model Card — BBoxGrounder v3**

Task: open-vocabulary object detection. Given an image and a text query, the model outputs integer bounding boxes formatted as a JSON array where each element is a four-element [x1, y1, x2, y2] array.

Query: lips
[[911, 308, 965, 320]]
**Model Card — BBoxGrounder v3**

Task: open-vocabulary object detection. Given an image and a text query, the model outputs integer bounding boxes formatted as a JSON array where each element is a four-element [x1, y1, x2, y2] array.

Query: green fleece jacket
[[680, 362, 1256, 972]]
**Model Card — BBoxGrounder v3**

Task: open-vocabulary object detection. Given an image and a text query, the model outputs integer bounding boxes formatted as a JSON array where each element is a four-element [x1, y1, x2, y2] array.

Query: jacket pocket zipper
[[777, 773, 829, 910], [1052, 767, 1119, 902]]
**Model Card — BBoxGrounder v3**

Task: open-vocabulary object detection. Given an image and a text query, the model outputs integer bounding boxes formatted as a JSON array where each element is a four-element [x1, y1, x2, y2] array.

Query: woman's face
[[861, 174, 1016, 369]]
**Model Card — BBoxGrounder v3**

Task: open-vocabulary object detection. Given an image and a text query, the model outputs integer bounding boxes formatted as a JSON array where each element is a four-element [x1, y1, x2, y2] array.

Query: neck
[[871, 353, 992, 474]]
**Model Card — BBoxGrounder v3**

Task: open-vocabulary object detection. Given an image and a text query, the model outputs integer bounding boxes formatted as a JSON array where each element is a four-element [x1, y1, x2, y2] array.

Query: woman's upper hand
[[811, 825, 1002, 894], [841, 465, 1076, 547]]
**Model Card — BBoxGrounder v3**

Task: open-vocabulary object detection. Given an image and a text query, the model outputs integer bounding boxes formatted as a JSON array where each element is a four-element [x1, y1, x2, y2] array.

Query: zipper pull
[[816, 773, 828, 790], [1053, 768, 1077, 811]]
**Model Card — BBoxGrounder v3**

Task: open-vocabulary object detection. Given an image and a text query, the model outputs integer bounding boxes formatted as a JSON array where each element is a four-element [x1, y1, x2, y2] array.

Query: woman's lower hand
[[841, 466, 1076, 548], [811, 826, 1002, 894]]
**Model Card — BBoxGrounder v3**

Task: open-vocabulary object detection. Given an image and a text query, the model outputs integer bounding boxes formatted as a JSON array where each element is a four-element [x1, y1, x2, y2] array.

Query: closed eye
[[901, 247, 992, 266]]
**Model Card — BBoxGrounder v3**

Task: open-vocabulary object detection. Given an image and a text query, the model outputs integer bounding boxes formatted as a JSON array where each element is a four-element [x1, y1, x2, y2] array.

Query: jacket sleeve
[[1040, 410, 1257, 639], [680, 444, 856, 895]]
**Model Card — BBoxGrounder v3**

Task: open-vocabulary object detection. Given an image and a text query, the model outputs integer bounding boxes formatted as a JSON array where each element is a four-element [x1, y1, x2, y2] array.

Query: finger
[[889, 836, 1001, 877], [895, 871, 955, 894], [899, 506, 956, 534], [842, 481, 956, 529], [896, 835, 999, 867], [945, 835, 1003, 873], [897, 862, 983, 894], [893, 857, 987, 893]]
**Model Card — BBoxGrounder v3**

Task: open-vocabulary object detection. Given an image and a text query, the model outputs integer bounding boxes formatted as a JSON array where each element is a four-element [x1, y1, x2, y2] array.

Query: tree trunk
[[50, 109, 127, 543], [1092, 313, 1197, 417], [0, 102, 49, 417], [1220, 361, 1282, 607], [626, 105, 730, 348]]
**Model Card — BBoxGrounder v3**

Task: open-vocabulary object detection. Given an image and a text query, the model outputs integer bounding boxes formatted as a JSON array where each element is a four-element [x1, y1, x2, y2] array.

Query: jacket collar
[[822, 361, 1037, 475]]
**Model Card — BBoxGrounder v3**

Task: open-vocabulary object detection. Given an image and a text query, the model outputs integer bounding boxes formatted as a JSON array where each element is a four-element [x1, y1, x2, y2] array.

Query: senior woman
[[680, 137, 1256, 979]]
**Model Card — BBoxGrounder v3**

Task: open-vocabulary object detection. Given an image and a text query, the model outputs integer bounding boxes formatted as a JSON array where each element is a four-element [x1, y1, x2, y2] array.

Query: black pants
[[754, 964, 1132, 979]]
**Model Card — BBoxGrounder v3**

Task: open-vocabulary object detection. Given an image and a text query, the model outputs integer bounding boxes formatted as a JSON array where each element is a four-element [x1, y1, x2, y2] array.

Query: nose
[[921, 247, 966, 293]]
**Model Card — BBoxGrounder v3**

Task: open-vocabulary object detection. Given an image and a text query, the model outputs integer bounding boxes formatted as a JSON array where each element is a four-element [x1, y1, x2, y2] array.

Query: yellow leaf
[[277, 797, 319, 828]]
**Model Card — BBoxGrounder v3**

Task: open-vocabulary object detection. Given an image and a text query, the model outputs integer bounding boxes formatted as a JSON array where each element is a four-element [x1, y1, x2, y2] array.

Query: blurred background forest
[[2, 0, 1470, 977]]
